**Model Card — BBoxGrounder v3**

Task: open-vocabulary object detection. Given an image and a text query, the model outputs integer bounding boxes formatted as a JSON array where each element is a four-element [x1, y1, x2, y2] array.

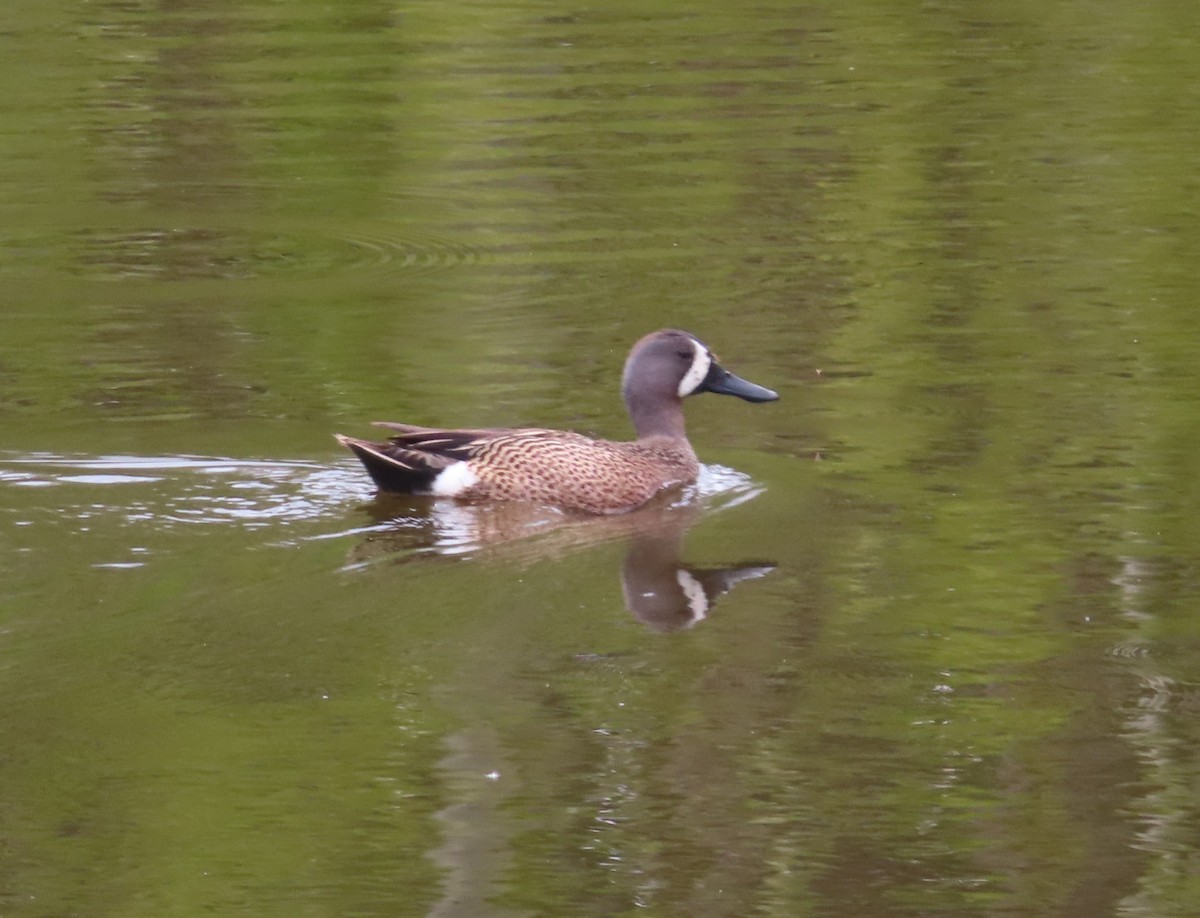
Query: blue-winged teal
[[335, 329, 778, 514]]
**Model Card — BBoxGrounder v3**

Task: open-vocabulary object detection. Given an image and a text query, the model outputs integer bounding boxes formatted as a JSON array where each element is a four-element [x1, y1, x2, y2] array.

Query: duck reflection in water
[[344, 490, 775, 632], [618, 516, 774, 631]]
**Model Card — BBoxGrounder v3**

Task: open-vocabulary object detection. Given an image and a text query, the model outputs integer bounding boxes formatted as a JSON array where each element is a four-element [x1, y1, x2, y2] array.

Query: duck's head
[[622, 329, 778, 437]]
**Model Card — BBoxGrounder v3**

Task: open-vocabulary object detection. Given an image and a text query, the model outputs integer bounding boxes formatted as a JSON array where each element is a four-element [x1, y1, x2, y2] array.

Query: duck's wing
[[376, 425, 513, 460], [373, 421, 528, 453], [337, 426, 562, 493], [338, 426, 502, 492]]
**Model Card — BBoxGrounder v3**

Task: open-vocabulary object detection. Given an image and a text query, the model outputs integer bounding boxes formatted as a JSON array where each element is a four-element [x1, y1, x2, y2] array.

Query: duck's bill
[[700, 364, 779, 402]]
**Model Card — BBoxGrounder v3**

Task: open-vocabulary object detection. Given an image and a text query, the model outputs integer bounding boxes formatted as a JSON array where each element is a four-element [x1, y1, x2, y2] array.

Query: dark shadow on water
[[345, 491, 775, 632]]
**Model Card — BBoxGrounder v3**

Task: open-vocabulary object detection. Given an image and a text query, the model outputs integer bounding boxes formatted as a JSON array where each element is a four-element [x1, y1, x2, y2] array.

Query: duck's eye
[[676, 350, 692, 360]]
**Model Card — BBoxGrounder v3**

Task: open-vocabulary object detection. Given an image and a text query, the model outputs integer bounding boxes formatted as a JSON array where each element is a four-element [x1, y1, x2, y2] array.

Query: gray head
[[621, 329, 778, 438]]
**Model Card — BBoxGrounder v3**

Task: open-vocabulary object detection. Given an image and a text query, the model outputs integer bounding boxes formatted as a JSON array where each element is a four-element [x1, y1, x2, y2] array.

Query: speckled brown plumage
[[335, 329, 778, 514], [337, 428, 697, 514], [449, 429, 699, 513]]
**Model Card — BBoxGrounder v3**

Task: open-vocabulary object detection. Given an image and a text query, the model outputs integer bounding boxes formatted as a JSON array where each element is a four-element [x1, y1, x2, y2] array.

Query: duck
[[334, 329, 778, 514]]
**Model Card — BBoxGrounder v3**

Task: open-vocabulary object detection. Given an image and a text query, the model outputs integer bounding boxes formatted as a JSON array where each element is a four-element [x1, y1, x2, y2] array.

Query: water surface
[[3, 1, 1200, 915]]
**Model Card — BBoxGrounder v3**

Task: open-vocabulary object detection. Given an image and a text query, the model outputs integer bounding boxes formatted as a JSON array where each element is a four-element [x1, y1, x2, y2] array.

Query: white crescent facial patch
[[677, 338, 712, 397]]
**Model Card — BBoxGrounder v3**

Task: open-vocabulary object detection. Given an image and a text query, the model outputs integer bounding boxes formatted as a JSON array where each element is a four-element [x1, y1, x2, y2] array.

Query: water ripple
[[1, 223, 490, 282], [0, 453, 365, 530], [0, 454, 761, 541]]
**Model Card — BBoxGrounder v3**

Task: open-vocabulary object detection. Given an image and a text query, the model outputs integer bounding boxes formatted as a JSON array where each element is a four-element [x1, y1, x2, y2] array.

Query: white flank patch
[[675, 570, 708, 625], [676, 339, 712, 397], [430, 461, 480, 497]]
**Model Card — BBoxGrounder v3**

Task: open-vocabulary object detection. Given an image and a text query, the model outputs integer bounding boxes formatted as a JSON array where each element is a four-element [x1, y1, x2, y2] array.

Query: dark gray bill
[[700, 363, 779, 403]]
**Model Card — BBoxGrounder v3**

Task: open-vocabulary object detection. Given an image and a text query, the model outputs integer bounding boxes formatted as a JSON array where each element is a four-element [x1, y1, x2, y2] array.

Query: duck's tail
[[334, 434, 440, 493]]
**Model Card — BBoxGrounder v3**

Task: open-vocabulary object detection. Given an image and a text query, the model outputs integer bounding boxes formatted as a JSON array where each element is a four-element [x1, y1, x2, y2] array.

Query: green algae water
[[3, 1, 1200, 915]]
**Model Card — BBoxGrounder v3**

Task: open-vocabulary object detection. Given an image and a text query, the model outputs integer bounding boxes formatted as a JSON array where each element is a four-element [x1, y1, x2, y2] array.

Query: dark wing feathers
[[335, 433, 455, 492], [380, 427, 499, 463], [372, 421, 501, 445], [338, 425, 521, 494]]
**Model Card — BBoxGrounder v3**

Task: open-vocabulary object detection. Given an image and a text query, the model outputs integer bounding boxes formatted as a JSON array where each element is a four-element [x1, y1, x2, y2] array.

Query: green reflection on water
[[3, 0, 1200, 915]]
